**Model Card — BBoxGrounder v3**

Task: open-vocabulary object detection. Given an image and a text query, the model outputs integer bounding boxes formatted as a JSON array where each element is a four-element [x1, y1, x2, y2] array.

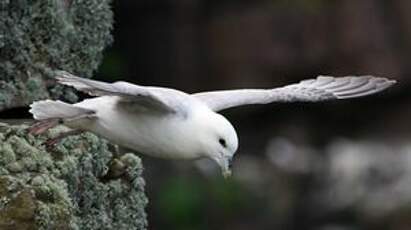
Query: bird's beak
[[219, 156, 233, 179], [222, 168, 232, 179]]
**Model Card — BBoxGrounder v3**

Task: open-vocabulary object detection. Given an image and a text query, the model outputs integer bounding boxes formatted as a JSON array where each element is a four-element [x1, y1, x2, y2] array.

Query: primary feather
[[193, 76, 396, 111]]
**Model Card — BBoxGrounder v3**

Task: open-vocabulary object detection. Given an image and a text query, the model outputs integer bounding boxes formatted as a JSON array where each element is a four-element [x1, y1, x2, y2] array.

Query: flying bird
[[29, 71, 396, 177]]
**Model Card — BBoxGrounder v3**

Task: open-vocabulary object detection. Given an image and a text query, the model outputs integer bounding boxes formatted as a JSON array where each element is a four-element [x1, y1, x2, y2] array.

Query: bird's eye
[[219, 138, 227, 148]]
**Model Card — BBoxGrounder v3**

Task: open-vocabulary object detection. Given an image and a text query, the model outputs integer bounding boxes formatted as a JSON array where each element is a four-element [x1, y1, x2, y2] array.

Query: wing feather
[[193, 76, 396, 112], [55, 71, 179, 114]]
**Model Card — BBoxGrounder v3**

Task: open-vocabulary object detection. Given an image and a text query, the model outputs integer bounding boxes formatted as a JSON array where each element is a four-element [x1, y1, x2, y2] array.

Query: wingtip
[[374, 76, 397, 89], [334, 76, 397, 99], [388, 79, 397, 85]]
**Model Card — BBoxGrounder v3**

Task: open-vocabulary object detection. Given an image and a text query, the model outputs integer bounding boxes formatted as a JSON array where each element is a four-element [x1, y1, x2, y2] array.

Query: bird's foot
[[28, 119, 59, 135], [44, 137, 61, 149], [42, 130, 83, 149]]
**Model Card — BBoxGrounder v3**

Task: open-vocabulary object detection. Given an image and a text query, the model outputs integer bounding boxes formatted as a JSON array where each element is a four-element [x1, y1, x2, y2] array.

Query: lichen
[[0, 122, 148, 230], [0, 0, 113, 110], [0, 1, 146, 228]]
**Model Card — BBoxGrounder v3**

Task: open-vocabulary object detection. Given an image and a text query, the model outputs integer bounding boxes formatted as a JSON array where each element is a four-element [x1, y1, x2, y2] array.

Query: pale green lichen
[[0, 0, 113, 110], [0, 123, 148, 230], [0, 0, 146, 227]]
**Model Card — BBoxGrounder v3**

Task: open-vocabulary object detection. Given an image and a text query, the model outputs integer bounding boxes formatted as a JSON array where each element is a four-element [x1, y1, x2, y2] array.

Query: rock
[[0, 0, 113, 111], [0, 122, 148, 230]]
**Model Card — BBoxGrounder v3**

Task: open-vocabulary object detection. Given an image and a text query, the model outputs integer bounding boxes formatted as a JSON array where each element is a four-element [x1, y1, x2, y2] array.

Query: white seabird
[[29, 71, 396, 177]]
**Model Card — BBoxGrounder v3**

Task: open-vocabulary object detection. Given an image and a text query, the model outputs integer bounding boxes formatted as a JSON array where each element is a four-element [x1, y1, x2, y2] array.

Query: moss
[[0, 122, 148, 230], [0, 0, 113, 110], [0, 1, 146, 228], [0, 177, 37, 230], [0, 142, 16, 165]]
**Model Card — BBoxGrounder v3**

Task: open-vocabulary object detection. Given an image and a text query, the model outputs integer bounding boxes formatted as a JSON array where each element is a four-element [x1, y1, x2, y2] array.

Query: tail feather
[[29, 100, 94, 120]]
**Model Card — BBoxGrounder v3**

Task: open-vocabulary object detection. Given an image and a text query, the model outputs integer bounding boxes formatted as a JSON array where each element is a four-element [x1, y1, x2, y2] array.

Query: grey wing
[[193, 76, 396, 112], [55, 70, 180, 114]]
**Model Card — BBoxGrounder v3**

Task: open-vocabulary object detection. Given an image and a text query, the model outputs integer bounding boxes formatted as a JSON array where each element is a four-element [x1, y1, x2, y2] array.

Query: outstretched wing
[[55, 70, 181, 114], [193, 76, 396, 112]]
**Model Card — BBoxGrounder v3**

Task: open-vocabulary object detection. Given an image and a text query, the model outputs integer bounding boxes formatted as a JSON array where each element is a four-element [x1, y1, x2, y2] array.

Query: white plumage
[[29, 71, 396, 177], [193, 75, 395, 111]]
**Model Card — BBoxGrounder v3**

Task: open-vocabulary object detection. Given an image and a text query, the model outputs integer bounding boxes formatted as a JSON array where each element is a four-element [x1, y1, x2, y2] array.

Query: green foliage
[[0, 0, 113, 110], [0, 123, 147, 230], [158, 178, 205, 226], [155, 176, 251, 230]]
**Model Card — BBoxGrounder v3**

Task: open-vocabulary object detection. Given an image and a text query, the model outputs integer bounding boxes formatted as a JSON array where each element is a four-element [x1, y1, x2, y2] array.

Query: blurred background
[[97, 0, 411, 229]]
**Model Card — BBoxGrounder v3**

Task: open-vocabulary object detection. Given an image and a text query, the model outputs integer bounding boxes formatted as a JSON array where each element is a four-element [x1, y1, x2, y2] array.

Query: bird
[[29, 71, 396, 178]]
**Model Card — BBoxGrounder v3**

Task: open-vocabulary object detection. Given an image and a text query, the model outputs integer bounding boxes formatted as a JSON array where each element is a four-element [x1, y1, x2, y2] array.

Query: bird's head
[[198, 112, 238, 178]]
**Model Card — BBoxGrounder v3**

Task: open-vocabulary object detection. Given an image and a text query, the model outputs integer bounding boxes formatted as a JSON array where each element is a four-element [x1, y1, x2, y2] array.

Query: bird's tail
[[29, 100, 95, 134], [29, 100, 93, 120]]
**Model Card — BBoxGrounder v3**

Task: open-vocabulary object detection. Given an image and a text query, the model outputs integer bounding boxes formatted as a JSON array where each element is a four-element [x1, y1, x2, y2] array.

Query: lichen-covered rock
[[0, 0, 113, 110], [0, 122, 148, 230]]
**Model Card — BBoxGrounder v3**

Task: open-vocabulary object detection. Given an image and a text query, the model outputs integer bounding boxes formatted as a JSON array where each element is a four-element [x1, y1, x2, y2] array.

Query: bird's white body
[[73, 95, 215, 160], [29, 71, 395, 176]]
